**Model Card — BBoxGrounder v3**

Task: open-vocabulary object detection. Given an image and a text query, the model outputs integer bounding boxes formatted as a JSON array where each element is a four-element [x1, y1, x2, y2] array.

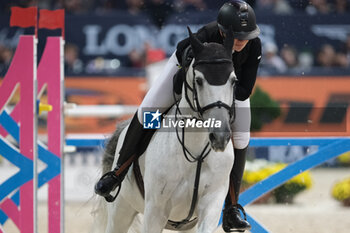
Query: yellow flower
[[332, 177, 350, 201], [288, 171, 313, 189], [243, 162, 312, 190], [337, 152, 350, 165]]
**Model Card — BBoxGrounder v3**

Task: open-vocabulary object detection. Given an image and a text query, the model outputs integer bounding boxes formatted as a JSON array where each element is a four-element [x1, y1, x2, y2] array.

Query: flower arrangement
[[243, 160, 313, 203], [336, 152, 350, 166], [332, 177, 350, 206]]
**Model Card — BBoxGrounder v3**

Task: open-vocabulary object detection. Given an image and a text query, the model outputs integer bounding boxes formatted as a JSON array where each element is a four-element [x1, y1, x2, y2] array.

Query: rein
[[165, 79, 211, 229], [173, 104, 212, 163]]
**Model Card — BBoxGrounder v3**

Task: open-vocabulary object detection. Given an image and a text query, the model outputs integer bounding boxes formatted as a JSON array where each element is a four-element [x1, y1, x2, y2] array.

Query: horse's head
[[185, 27, 237, 152]]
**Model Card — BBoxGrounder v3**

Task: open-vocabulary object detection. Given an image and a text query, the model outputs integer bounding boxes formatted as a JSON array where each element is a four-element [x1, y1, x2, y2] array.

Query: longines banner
[[1, 11, 349, 63]]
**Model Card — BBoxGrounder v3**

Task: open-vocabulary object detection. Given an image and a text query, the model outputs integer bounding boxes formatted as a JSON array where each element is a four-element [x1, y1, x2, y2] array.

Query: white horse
[[92, 28, 237, 233]]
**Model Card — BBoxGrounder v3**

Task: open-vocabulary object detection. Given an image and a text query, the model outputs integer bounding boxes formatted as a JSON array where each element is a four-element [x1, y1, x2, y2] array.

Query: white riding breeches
[[137, 52, 179, 121], [137, 51, 251, 149], [231, 98, 251, 149]]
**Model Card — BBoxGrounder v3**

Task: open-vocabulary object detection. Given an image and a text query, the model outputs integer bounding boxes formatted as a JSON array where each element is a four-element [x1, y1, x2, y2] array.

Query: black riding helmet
[[217, 0, 260, 40]]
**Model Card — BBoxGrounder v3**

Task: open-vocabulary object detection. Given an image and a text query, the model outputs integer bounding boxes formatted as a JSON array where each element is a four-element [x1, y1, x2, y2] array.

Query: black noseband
[[199, 100, 234, 116]]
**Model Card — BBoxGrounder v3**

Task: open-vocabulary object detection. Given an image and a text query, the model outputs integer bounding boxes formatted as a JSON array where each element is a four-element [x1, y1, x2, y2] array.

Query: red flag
[[39, 9, 65, 37], [10, 7, 37, 28]]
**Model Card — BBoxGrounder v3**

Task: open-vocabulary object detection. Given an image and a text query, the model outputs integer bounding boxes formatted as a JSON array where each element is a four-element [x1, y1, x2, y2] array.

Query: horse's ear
[[223, 26, 234, 54], [187, 26, 204, 54]]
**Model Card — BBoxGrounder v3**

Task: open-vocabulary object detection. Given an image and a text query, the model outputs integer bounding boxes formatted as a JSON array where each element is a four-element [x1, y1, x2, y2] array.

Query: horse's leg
[[181, 227, 197, 233], [143, 200, 171, 233], [105, 195, 138, 233], [196, 187, 228, 233]]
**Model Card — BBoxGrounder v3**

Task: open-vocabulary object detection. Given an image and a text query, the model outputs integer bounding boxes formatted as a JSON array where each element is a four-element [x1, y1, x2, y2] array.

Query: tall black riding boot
[[94, 112, 154, 202], [222, 146, 251, 232]]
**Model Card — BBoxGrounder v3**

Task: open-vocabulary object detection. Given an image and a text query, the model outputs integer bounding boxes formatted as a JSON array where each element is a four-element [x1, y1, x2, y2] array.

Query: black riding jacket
[[176, 21, 262, 101]]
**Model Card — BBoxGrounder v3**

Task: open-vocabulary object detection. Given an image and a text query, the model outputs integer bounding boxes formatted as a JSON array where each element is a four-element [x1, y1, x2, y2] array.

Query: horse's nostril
[[209, 133, 216, 142]]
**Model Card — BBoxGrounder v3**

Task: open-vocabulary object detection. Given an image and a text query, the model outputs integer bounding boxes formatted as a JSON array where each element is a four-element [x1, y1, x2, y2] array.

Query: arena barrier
[[236, 137, 350, 233], [66, 136, 350, 233], [0, 8, 64, 233]]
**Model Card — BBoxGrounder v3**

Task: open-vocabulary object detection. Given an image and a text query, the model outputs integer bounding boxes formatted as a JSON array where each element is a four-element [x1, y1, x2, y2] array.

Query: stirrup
[[234, 204, 248, 221], [223, 204, 250, 232], [224, 204, 248, 220], [95, 171, 122, 202], [225, 229, 245, 233], [104, 185, 121, 202]]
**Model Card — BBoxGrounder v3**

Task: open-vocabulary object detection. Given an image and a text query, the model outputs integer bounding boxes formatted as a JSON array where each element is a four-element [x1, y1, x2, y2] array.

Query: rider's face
[[233, 39, 249, 52], [219, 29, 249, 52]]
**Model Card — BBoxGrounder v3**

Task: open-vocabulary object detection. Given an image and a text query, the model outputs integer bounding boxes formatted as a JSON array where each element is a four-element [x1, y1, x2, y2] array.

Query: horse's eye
[[195, 78, 203, 86]]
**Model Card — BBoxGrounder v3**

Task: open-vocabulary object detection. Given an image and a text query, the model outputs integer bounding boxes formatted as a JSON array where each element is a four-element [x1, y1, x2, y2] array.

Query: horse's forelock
[[195, 42, 231, 61], [192, 43, 234, 86]]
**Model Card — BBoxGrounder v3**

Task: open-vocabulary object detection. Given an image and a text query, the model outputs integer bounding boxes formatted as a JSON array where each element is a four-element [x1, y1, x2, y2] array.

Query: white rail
[[64, 104, 138, 117]]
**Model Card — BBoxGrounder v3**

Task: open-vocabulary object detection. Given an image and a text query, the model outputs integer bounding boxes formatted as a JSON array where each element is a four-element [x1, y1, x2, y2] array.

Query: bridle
[[183, 58, 236, 120], [173, 57, 237, 163]]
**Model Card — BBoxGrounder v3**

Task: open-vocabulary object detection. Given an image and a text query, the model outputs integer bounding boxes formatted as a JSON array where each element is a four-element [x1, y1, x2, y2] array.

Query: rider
[[95, 1, 261, 232]]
